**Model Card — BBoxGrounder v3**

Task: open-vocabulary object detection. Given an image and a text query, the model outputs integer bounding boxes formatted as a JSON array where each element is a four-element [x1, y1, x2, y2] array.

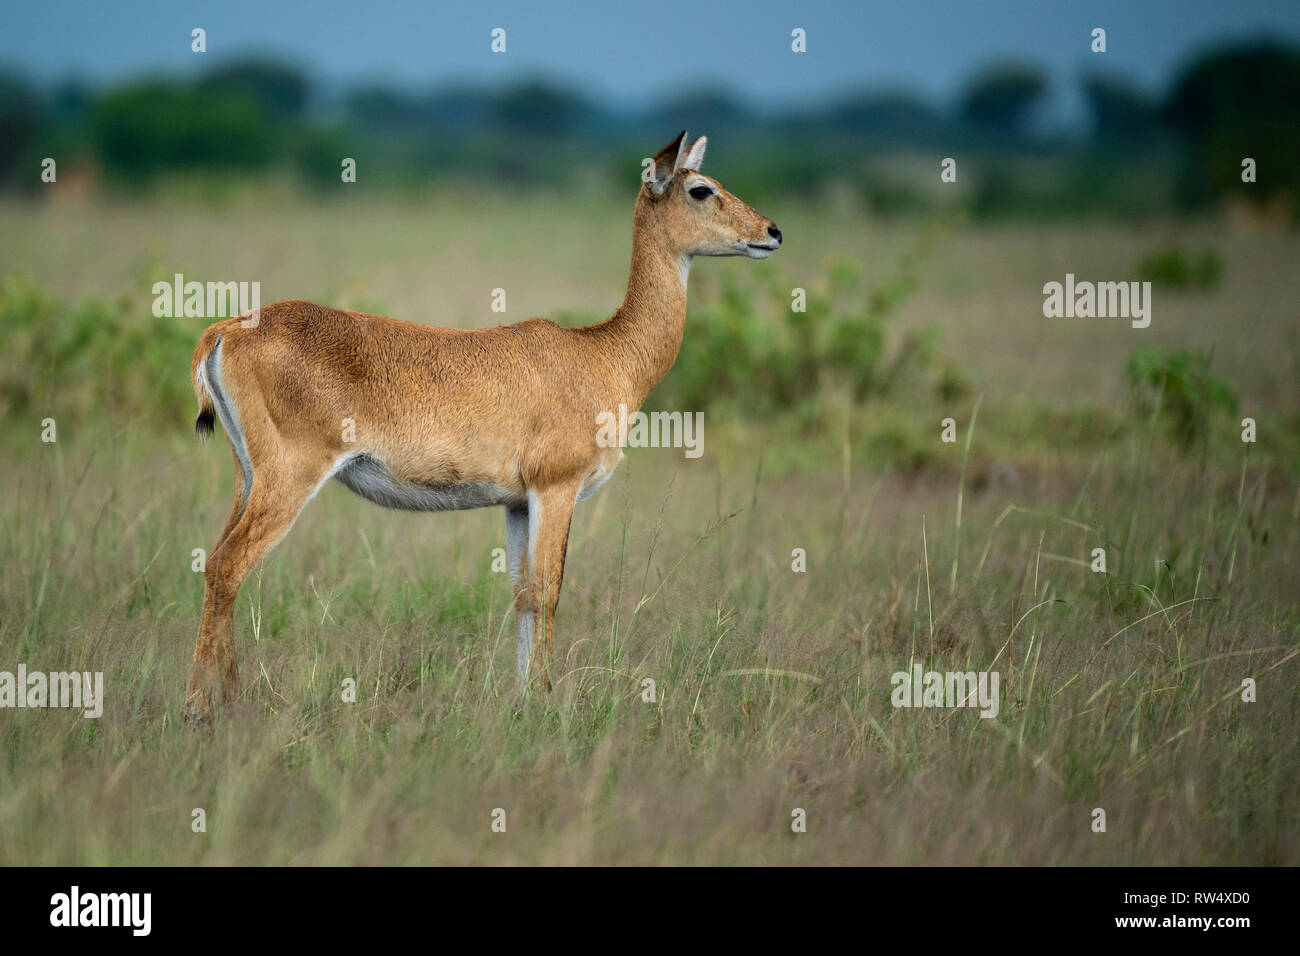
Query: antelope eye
[[688, 185, 713, 200]]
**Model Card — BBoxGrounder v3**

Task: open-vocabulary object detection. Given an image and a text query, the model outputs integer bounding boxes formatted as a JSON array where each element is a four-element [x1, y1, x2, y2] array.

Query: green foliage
[[292, 122, 359, 188], [197, 59, 311, 118], [491, 78, 593, 135], [1136, 246, 1223, 290], [91, 82, 276, 180], [1164, 41, 1300, 209], [958, 62, 1048, 137], [1083, 73, 1159, 141], [0, 276, 194, 430], [0, 254, 948, 440], [0, 70, 41, 188], [1, 38, 1296, 221], [657, 251, 938, 418], [1125, 347, 1238, 446]]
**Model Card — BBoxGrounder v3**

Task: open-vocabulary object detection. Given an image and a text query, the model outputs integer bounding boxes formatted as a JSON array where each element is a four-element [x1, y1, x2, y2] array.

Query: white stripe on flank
[[202, 338, 253, 498]]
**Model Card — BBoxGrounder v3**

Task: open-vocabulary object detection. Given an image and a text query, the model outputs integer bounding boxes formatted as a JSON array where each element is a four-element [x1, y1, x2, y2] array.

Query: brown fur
[[183, 132, 779, 720]]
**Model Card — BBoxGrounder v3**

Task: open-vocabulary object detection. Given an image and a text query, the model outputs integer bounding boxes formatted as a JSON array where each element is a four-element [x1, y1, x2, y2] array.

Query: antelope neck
[[600, 215, 690, 409]]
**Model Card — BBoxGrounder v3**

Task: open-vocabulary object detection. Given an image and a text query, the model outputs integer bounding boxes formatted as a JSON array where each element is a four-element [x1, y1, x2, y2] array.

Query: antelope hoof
[[183, 657, 230, 724], [181, 686, 213, 726]]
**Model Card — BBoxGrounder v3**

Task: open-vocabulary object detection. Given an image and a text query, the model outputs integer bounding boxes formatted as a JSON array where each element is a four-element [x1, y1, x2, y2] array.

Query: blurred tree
[[959, 63, 1047, 137], [825, 90, 944, 143], [91, 81, 275, 178], [1083, 73, 1158, 141], [423, 85, 495, 130], [650, 89, 749, 134], [345, 85, 427, 131], [293, 122, 356, 188], [198, 58, 310, 117], [1164, 42, 1300, 140], [0, 70, 40, 188], [1163, 40, 1300, 213], [492, 79, 592, 135], [49, 79, 92, 124]]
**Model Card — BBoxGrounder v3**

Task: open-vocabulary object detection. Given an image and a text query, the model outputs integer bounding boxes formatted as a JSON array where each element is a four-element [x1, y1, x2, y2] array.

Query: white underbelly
[[334, 454, 522, 512]]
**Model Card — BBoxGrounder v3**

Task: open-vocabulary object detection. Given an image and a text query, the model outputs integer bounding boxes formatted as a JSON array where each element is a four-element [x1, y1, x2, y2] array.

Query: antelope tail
[[191, 328, 223, 439]]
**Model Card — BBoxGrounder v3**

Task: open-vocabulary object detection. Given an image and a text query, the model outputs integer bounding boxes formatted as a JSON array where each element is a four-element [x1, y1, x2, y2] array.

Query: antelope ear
[[677, 135, 707, 172], [646, 130, 687, 196]]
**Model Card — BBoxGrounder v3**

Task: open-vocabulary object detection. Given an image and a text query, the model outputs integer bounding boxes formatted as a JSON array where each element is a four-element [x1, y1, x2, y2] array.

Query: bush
[[90, 82, 276, 180], [0, 277, 195, 431], [1125, 347, 1237, 446], [1136, 246, 1223, 290], [0, 248, 952, 438], [655, 253, 936, 419]]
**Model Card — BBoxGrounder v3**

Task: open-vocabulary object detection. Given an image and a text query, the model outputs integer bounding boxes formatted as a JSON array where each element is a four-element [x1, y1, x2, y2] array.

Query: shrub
[[90, 83, 276, 180], [1125, 346, 1237, 446], [1135, 246, 1223, 290], [0, 277, 195, 431], [656, 243, 941, 418]]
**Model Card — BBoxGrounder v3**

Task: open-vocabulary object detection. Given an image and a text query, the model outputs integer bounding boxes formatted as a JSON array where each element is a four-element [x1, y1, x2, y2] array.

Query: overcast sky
[[4, 0, 1298, 122]]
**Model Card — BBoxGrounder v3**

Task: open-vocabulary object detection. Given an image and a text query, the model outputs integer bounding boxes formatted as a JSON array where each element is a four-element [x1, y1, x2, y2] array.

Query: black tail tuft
[[195, 409, 215, 439]]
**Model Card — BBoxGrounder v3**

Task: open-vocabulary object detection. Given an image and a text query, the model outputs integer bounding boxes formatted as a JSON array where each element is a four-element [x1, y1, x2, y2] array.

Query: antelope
[[184, 131, 782, 720]]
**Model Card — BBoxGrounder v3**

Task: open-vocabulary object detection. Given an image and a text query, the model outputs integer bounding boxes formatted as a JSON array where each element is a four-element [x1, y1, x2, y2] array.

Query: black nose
[[768, 225, 782, 244]]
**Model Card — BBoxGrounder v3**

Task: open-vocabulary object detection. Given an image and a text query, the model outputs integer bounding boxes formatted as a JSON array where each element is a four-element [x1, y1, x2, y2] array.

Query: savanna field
[[0, 188, 1297, 864]]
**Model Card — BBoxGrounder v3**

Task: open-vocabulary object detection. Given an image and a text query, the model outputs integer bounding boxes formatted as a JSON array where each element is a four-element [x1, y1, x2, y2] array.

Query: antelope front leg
[[522, 485, 577, 691]]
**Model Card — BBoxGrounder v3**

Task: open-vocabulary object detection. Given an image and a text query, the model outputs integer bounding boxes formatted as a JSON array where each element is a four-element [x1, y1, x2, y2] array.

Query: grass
[[0, 189, 1296, 864]]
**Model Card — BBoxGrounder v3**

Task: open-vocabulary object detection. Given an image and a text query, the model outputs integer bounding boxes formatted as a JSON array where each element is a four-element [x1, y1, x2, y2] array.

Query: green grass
[[0, 425, 1294, 864], [0, 192, 1296, 864]]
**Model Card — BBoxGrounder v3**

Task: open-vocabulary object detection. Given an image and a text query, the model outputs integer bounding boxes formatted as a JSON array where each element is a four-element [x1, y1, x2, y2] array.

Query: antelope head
[[642, 130, 783, 260]]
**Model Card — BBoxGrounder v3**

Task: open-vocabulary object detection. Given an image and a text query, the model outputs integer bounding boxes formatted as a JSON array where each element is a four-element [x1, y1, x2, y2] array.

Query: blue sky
[[4, 0, 1298, 122]]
